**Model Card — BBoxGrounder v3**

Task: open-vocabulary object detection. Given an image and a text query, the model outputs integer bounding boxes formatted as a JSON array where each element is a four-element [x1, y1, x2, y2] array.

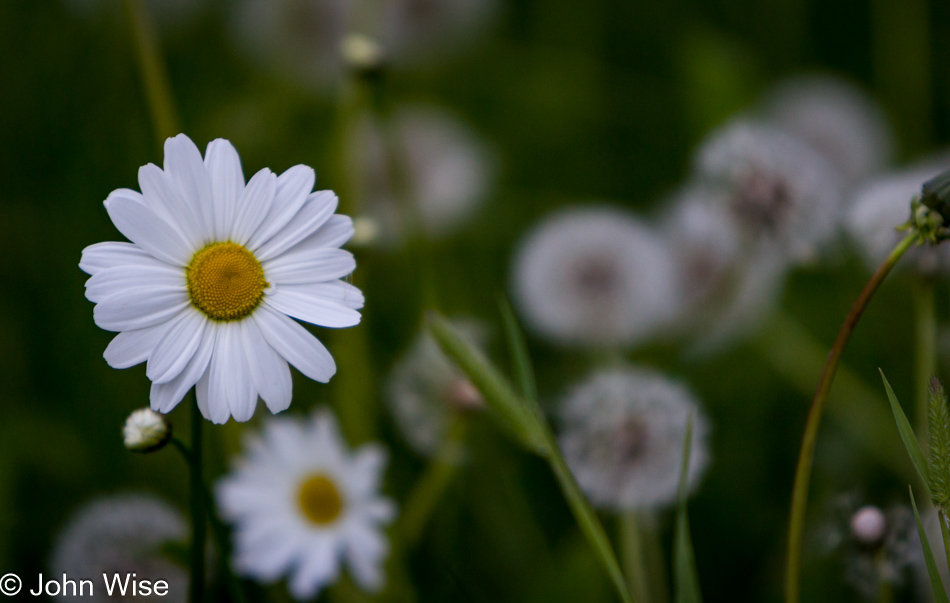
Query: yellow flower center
[[186, 242, 267, 321], [297, 474, 344, 526]]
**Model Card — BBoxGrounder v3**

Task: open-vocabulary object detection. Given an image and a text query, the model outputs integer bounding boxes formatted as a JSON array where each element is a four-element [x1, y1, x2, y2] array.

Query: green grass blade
[[910, 486, 950, 603], [674, 414, 703, 603], [881, 370, 932, 498], [498, 295, 537, 402]]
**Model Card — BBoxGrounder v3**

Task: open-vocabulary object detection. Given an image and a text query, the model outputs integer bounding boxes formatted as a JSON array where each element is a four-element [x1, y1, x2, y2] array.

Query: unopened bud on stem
[[123, 408, 171, 453]]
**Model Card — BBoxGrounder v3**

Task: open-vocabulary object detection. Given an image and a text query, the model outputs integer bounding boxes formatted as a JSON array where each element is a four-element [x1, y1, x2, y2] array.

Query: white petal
[[138, 163, 205, 248], [164, 134, 215, 242], [94, 288, 189, 332], [85, 263, 184, 304], [266, 287, 361, 328], [205, 325, 235, 424], [288, 537, 339, 600], [343, 522, 388, 591], [147, 309, 207, 384], [253, 305, 336, 383], [346, 445, 388, 496], [79, 241, 153, 275], [150, 327, 215, 414], [284, 215, 354, 255], [103, 323, 167, 369], [195, 366, 212, 421], [225, 324, 259, 422], [254, 191, 338, 262], [263, 249, 356, 286], [104, 189, 193, 266], [241, 319, 293, 414], [205, 139, 245, 241], [230, 168, 277, 245], [247, 165, 315, 251]]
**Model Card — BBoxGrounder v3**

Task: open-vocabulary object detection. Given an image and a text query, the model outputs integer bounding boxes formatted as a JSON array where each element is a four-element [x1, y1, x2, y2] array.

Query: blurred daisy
[[693, 118, 844, 263], [559, 366, 709, 511], [847, 158, 950, 276], [80, 134, 362, 424], [661, 190, 787, 350], [51, 494, 188, 603], [511, 207, 679, 349], [350, 106, 495, 244], [386, 319, 485, 455], [762, 75, 893, 185], [216, 409, 395, 600]]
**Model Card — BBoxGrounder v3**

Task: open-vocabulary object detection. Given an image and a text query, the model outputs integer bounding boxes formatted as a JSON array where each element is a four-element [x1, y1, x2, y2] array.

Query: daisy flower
[[510, 206, 679, 349], [385, 319, 485, 455], [693, 118, 844, 263], [50, 494, 189, 603], [761, 74, 893, 185], [558, 366, 709, 511], [847, 158, 950, 276], [216, 409, 395, 599], [80, 134, 362, 424]]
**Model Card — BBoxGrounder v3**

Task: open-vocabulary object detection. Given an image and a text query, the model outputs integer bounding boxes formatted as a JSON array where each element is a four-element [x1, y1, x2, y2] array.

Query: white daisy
[[80, 134, 362, 424], [847, 158, 950, 276], [385, 319, 485, 455], [349, 106, 495, 245], [761, 74, 893, 185], [510, 206, 679, 349], [558, 366, 709, 511], [216, 409, 395, 600], [50, 494, 189, 603], [693, 118, 844, 263], [661, 189, 787, 350]]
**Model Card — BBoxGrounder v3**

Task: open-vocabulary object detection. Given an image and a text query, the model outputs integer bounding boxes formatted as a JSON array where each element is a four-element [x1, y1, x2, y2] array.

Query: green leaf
[[427, 311, 634, 603], [910, 486, 950, 603], [674, 414, 703, 603], [881, 370, 932, 498], [498, 295, 537, 402], [929, 378, 950, 508]]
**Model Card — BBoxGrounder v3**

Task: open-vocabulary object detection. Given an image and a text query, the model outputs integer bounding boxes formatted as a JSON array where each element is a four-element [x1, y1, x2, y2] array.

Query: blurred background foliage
[[2, 0, 950, 601]]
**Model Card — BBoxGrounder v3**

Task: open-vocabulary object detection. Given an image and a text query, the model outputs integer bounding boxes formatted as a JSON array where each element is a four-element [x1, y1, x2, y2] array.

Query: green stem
[[620, 512, 650, 603], [876, 547, 894, 603], [121, 0, 179, 145], [939, 509, 950, 582], [914, 280, 937, 441], [189, 401, 206, 603], [785, 232, 918, 603]]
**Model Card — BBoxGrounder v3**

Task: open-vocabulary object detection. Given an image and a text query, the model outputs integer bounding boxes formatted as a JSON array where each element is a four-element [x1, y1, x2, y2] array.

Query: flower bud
[[850, 505, 887, 546], [123, 408, 171, 453]]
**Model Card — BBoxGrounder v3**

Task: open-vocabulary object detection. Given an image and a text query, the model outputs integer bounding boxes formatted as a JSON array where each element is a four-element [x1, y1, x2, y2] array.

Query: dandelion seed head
[[558, 366, 710, 511], [511, 207, 678, 349]]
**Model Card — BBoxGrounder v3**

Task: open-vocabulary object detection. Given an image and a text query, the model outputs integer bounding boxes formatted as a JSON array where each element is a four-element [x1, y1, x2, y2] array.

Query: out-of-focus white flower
[[851, 505, 888, 546], [762, 75, 893, 185], [558, 366, 709, 511], [65, 0, 204, 26], [122, 408, 171, 452], [350, 106, 495, 244], [231, 0, 496, 89], [350, 215, 382, 248], [386, 320, 485, 455], [216, 409, 395, 600], [847, 158, 950, 276], [693, 118, 844, 264], [661, 190, 787, 350], [81, 134, 362, 424], [51, 494, 188, 602], [511, 207, 679, 349]]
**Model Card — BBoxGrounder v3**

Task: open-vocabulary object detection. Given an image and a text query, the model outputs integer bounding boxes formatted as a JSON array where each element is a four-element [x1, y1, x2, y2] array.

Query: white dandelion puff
[[511, 206, 679, 349], [350, 106, 496, 244], [661, 189, 787, 350], [385, 319, 485, 455], [693, 118, 845, 263], [80, 134, 362, 424], [847, 158, 950, 276], [558, 366, 710, 511], [216, 409, 395, 600], [762, 74, 893, 185], [50, 494, 189, 603]]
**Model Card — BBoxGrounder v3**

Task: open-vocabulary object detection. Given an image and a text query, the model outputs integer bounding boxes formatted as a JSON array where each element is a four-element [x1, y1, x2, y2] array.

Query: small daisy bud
[[123, 408, 171, 453], [341, 34, 384, 71], [850, 505, 887, 546]]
